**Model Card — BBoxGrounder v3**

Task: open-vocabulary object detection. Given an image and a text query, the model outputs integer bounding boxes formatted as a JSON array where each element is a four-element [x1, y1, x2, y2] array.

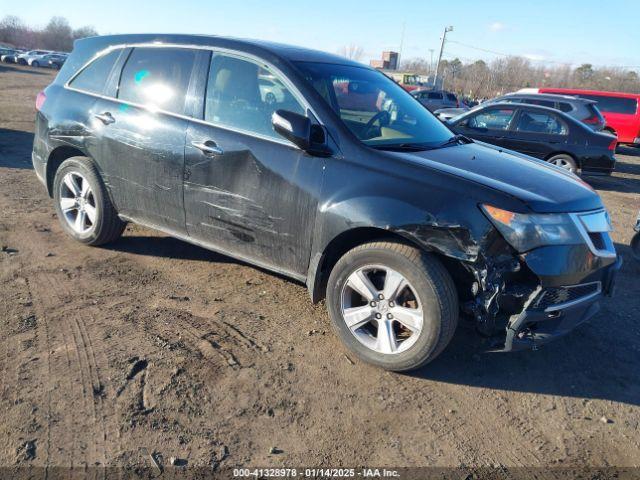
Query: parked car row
[[1, 48, 68, 69], [523, 87, 640, 146], [446, 102, 616, 175], [419, 89, 626, 176]]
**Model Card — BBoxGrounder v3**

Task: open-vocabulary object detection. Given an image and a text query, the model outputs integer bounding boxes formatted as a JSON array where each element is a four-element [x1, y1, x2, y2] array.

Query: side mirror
[[272, 110, 332, 157]]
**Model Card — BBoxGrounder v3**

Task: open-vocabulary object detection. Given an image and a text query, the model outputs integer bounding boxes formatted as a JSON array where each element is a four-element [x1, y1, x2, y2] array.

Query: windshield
[[294, 61, 454, 149]]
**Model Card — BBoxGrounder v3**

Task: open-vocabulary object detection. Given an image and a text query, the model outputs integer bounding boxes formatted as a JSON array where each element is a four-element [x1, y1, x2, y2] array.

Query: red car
[[527, 88, 640, 145]]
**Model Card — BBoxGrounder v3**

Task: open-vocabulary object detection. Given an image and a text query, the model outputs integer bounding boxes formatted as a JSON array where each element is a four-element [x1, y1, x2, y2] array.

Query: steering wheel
[[363, 110, 391, 139]]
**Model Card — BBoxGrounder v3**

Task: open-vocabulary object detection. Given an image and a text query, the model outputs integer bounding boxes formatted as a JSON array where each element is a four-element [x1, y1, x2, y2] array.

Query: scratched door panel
[[184, 122, 324, 277], [93, 98, 188, 233]]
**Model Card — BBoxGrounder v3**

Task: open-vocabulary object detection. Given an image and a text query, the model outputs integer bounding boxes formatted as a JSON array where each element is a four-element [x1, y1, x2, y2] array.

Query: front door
[[92, 46, 199, 233], [184, 52, 324, 277], [455, 107, 516, 149]]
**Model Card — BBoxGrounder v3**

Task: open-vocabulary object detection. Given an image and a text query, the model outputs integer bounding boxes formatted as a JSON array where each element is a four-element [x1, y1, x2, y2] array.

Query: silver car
[[16, 50, 52, 67]]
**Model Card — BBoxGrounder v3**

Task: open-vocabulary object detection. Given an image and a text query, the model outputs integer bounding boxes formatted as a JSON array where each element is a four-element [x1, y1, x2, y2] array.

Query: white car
[[16, 50, 53, 67], [258, 76, 286, 105]]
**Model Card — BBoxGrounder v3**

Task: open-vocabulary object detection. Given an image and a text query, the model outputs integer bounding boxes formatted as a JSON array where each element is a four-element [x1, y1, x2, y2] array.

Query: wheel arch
[[45, 146, 89, 197], [307, 226, 473, 304]]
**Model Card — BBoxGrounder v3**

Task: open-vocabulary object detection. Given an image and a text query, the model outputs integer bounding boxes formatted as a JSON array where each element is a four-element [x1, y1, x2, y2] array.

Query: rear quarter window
[[68, 49, 121, 95], [578, 95, 638, 115]]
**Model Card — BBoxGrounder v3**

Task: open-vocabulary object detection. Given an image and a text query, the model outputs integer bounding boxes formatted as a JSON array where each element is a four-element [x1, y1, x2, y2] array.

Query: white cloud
[[489, 22, 506, 32]]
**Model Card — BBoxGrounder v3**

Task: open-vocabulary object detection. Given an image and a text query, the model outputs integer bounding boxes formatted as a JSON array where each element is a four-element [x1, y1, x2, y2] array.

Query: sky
[[2, 0, 639, 70]]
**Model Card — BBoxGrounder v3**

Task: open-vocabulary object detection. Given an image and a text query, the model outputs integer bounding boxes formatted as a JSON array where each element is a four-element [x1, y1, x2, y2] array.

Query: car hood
[[396, 141, 603, 213]]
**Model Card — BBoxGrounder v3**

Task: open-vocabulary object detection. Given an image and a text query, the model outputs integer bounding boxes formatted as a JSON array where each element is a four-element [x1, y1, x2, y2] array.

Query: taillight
[[608, 138, 617, 151], [35, 91, 46, 111]]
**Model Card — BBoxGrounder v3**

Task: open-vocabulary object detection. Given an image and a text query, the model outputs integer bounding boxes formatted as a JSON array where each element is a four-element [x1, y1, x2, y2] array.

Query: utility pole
[[397, 21, 405, 71], [434, 26, 453, 89], [428, 49, 434, 74]]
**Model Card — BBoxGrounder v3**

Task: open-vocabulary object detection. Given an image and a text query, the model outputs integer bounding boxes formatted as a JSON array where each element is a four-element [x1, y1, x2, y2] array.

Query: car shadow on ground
[[104, 233, 303, 284], [104, 234, 238, 264], [616, 145, 640, 157], [586, 156, 640, 194], [0, 128, 35, 169], [409, 242, 640, 407], [0, 64, 50, 75]]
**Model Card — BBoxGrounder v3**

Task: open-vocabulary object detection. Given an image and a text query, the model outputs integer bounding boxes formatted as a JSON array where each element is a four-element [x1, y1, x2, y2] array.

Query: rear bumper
[[498, 255, 621, 352], [32, 150, 47, 186], [581, 154, 615, 176]]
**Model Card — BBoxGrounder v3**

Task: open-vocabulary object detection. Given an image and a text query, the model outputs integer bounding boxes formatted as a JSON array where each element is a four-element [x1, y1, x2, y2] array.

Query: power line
[[446, 39, 640, 70]]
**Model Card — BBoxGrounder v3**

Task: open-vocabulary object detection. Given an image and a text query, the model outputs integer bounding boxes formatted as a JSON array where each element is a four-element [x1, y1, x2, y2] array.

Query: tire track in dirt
[[32, 267, 113, 469], [15, 219, 115, 470]]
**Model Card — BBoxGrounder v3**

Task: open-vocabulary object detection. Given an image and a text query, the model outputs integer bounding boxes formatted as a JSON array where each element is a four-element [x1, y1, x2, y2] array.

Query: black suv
[[483, 92, 606, 131], [32, 35, 620, 371]]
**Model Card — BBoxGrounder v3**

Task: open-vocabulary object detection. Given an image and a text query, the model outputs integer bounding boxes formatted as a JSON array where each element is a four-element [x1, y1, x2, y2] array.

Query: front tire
[[326, 241, 458, 371], [32, 61, 39, 67], [53, 156, 126, 245], [547, 154, 578, 173]]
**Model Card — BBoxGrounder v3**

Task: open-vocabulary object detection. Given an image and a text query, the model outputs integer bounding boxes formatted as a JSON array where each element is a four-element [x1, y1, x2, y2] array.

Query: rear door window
[[427, 92, 443, 100], [118, 47, 197, 115], [516, 110, 568, 135], [446, 93, 457, 101], [69, 49, 121, 95], [468, 108, 516, 130], [578, 95, 638, 115]]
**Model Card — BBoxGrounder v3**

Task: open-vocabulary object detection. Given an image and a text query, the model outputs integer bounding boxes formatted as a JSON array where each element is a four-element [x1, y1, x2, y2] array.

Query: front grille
[[528, 282, 600, 311]]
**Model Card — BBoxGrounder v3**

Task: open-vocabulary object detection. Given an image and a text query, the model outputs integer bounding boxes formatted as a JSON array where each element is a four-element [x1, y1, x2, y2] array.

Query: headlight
[[481, 204, 583, 252]]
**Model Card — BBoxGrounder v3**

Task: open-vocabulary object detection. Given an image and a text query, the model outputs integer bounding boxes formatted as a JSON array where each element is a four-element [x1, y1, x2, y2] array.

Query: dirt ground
[[1, 64, 639, 476]]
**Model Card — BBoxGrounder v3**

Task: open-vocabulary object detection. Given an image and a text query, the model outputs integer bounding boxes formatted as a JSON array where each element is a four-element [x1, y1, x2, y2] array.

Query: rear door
[[453, 107, 516, 148], [92, 46, 199, 233], [507, 108, 570, 158], [183, 51, 324, 277]]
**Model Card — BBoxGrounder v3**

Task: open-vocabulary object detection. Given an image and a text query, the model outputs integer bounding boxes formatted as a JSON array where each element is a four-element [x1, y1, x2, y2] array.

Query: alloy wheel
[[549, 156, 576, 173], [59, 172, 97, 234], [340, 265, 424, 355]]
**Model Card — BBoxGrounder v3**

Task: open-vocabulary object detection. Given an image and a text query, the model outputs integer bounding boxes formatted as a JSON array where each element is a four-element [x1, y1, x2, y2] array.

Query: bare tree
[[73, 26, 98, 41], [41, 17, 73, 51], [0, 15, 98, 51], [399, 54, 640, 97], [337, 44, 364, 62]]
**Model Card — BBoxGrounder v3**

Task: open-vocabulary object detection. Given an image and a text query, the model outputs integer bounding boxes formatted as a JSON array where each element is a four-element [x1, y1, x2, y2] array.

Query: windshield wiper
[[370, 143, 434, 152], [436, 134, 473, 149]]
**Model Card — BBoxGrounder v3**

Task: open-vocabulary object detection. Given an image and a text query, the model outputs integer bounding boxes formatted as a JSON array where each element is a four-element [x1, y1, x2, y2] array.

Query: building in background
[[370, 51, 398, 70]]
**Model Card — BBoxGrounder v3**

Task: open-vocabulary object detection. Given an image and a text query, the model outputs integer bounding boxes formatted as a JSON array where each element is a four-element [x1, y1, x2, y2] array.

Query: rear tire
[[326, 241, 458, 372], [547, 154, 578, 173], [53, 156, 126, 246]]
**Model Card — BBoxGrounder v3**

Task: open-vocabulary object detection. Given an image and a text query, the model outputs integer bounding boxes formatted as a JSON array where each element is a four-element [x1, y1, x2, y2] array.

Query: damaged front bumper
[[464, 208, 621, 352], [498, 255, 621, 351]]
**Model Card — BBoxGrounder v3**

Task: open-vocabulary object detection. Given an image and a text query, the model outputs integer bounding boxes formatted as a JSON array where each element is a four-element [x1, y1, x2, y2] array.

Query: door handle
[[191, 140, 224, 156], [94, 112, 115, 125]]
